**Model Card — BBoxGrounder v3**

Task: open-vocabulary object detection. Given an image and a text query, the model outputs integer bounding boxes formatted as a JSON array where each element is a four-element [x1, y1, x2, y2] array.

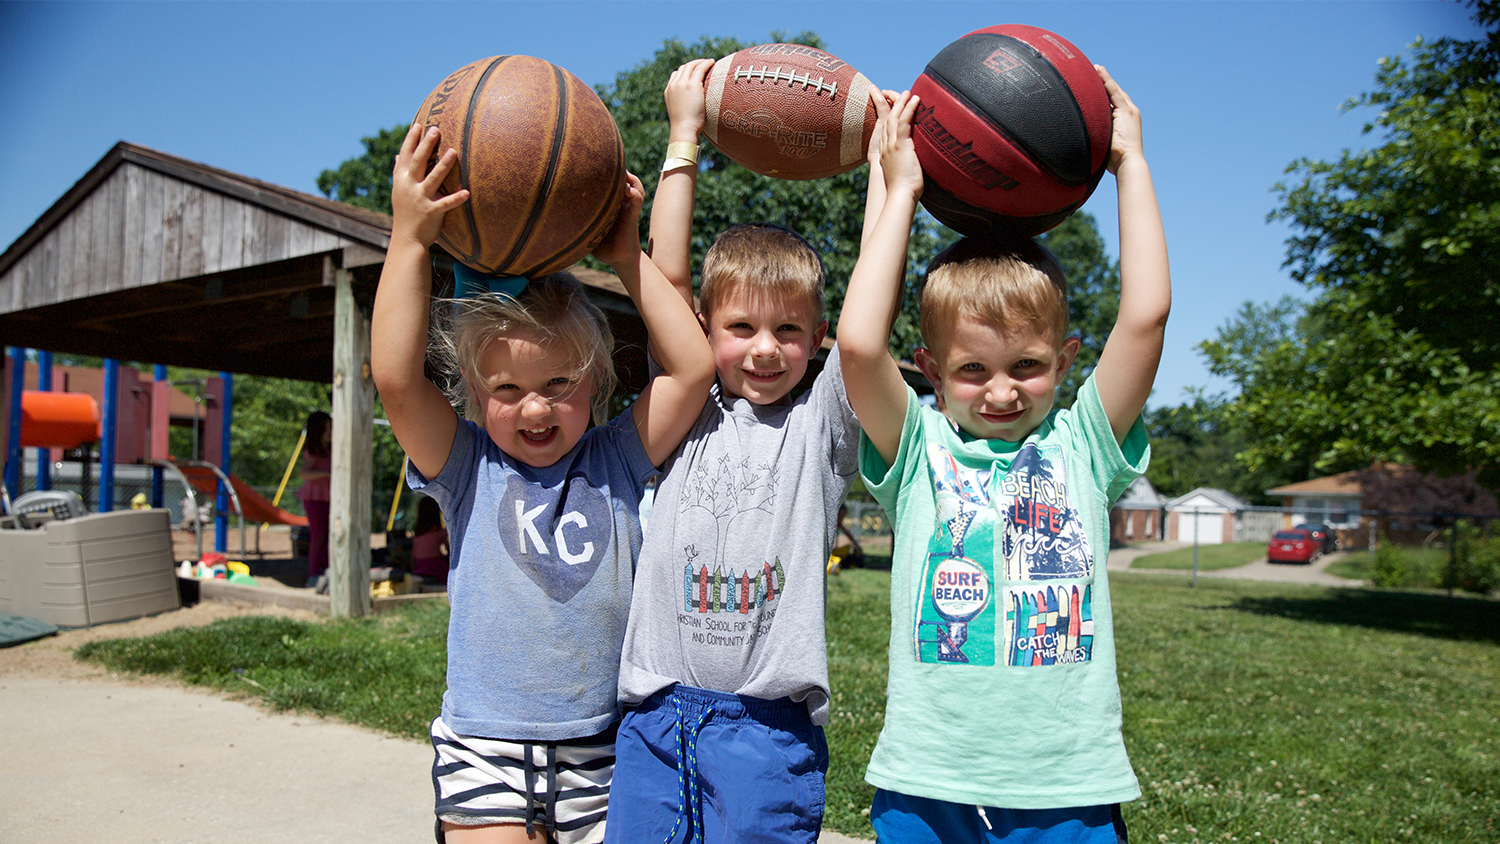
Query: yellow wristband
[[661, 141, 700, 172]]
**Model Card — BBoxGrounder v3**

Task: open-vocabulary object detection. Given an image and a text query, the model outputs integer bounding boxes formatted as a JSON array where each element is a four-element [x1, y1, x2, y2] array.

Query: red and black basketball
[[911, 25, 1112, 238], [414, 55, 626, 278]]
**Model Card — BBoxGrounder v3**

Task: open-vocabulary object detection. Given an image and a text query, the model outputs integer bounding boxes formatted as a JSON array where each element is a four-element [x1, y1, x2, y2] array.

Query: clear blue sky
[[0, 0, 1484, 408]]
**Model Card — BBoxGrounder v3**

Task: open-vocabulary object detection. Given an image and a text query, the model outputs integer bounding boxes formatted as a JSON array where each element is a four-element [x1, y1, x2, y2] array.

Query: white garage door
[[1180, 511, 1223, 545]]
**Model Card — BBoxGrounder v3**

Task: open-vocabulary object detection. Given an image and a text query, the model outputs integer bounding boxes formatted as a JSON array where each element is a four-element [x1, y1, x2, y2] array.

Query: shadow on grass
[[1228, 587, 1500, 646]]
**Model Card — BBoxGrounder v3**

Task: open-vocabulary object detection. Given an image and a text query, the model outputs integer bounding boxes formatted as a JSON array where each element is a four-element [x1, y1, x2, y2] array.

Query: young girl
[[410, 494, 449, 587], [371, 123, 713, 844], [296, 410, 332, 587]]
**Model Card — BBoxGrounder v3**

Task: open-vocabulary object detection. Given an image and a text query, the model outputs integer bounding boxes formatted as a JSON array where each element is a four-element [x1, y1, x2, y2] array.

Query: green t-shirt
[[861, 376, 1148, 809]]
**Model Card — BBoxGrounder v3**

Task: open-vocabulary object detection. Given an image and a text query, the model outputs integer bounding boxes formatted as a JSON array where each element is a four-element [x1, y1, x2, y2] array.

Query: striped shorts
[[430, 716, 616, 844]]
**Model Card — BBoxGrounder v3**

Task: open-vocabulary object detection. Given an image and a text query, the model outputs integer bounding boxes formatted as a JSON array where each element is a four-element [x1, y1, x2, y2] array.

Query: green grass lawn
[[1131, 541, 1267, 572], [1325, 552, 1372, 581], [77, 572, 1500, 843]]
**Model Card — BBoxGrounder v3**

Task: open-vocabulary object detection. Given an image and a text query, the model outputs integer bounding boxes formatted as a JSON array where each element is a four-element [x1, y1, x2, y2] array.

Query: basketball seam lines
[[452, 56, 511, 267], [520, 128, 625, 280], [494, 64, 569, 277]]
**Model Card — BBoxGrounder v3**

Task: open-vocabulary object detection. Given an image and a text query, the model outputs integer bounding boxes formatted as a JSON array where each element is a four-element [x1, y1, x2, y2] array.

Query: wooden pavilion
[[0, 142, 647, 617]]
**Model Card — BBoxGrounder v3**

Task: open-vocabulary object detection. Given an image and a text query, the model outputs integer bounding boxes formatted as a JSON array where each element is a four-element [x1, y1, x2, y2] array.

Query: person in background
[[410, 493, 449, 588], [298, 410, 332, 588]]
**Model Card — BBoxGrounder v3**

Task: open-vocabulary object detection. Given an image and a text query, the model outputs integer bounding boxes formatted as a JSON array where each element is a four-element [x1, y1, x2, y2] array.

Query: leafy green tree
[[316, 125, 408, 214], [1142, 387, 1306, 504], [1213, 1, 1500, 485]]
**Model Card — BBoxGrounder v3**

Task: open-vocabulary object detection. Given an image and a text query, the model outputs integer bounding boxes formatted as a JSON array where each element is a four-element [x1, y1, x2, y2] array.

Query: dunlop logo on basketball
[[914, 104, 1018, 191]]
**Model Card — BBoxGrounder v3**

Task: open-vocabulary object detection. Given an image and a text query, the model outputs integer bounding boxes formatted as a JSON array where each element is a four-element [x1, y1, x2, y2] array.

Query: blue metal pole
[[151, 364, 166, 507], [214, 371, 232, 553], [100, 359, 119, 512], [36, 351, 52, 491], [5, 347, 25, 496]]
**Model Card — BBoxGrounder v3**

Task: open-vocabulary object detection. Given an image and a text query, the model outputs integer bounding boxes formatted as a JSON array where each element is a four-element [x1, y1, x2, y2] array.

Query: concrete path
[[0, 676, 435, 843]]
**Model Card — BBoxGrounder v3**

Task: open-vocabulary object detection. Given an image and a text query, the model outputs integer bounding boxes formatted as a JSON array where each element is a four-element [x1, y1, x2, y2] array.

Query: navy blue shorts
[[603, 685, 828, 844], [871, 790, 1128, 844]]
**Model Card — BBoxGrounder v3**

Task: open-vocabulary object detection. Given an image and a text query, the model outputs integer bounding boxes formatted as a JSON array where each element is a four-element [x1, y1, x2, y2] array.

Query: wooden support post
[[329, 266, 373, 618]]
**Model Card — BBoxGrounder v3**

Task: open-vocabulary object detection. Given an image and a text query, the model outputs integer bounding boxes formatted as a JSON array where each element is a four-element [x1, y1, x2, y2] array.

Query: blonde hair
[[699, 223, 825, 321], [919, 237, 1070, 354], [431, 271, 617, 425]]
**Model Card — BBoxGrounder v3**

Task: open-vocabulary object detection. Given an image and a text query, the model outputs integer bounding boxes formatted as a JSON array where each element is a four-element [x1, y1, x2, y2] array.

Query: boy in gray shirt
[[603, 58, 864, 844]]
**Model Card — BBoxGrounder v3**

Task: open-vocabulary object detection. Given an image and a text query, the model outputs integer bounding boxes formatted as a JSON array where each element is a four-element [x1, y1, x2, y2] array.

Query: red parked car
[[1267, 528, 1320, 564]]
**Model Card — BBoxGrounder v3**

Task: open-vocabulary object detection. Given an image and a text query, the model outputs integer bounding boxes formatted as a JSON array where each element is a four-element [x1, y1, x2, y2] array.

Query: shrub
[[1369, 537, 1455, 590], [1451, 523, 1500, 596], [1370, 537, 1412, 588]]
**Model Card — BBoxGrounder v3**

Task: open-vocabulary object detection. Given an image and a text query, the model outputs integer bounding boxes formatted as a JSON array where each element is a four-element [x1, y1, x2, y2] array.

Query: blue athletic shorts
[[870, 790, 1128, 844], [603, 684, 828, 844]]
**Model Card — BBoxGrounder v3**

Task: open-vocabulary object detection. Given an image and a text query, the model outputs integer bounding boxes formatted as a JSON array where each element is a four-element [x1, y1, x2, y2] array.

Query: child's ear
[[811, 320, 829, 349], [1056, 336, 1082, 377], [913, 347, 945, 409], [698, 312, 710, 336]]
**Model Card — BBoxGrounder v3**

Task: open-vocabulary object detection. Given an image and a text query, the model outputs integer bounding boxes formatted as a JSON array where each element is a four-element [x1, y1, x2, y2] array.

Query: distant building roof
[[1265, 469, 1368, 498], [1115, 476, 1168, 510], [1165, 487, 1251, 511]]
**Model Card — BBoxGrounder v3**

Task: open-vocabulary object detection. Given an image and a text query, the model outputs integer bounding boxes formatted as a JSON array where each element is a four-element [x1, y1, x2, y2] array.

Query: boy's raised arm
[[648, 58, 715, 310], [840, 91, 924, 468], [371, 123, 469, 481], [1089, 66, 1172, 443], [596, 174, 715, 468]]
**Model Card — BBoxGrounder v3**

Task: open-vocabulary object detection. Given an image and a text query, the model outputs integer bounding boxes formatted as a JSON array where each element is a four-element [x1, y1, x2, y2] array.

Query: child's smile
[[475, 332, 594, 467], [917, 316, 1077, 443], [703, 291, 826, 406]]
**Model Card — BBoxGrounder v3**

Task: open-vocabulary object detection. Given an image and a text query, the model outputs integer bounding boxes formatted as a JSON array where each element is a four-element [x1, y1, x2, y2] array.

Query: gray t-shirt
[[617, 346, 859, 725]]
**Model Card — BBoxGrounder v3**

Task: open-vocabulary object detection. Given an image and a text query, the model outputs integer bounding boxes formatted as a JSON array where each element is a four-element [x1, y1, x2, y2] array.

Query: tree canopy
[[1204, 1, 1500, 487], [315, 125, 408, 214]]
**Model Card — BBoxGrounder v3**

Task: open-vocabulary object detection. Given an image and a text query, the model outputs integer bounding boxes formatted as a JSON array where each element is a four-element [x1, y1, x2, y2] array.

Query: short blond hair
[[699, 223, 825, 321], [432, 271, 617, 425], [919, 237, 1069, 355]]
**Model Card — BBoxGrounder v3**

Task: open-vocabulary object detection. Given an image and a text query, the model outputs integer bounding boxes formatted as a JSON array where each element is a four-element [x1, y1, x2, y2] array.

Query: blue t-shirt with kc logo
[[410, 415, 656, 741]]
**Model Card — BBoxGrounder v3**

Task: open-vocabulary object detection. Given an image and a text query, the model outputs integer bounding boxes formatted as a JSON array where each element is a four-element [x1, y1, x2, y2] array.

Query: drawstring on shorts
[[662, 697, 716, 844]]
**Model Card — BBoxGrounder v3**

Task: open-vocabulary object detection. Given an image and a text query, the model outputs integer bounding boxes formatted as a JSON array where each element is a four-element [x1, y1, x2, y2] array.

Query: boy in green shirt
[[840, 68, 1170, 841]]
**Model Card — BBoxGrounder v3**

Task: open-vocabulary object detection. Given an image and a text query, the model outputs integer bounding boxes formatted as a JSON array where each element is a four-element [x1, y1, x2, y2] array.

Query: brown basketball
[[414, 55, 626, 278]]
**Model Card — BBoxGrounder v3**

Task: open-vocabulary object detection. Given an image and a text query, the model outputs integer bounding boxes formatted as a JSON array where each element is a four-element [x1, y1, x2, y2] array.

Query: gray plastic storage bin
[[0, 509, 181, 627]]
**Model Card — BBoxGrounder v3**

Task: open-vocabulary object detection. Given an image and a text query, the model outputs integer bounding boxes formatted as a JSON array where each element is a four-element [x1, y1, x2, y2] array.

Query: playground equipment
[[19, 391, 99, 449], [147, 457, 308, 561]]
